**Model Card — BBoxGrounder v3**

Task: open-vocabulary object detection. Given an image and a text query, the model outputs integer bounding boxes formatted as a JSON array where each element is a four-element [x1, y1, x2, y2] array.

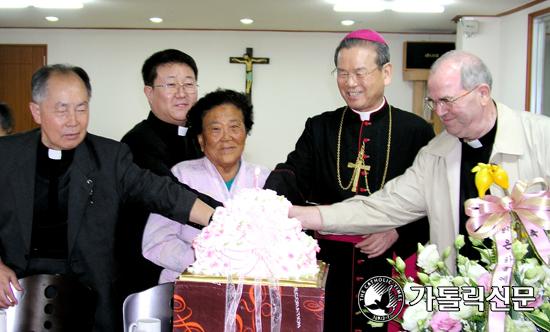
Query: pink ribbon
[[464, 178, 550, 332]]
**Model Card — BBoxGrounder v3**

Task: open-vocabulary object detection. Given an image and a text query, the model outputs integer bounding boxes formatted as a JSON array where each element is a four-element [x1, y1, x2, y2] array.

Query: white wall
[[457, 17, 501, 101], [457, 0, 550, 112], [0, 28, 453, 168], [2, 0, 549, 168]]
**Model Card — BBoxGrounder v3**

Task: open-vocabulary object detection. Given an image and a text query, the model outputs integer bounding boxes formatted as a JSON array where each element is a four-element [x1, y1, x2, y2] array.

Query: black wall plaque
[[404, 42, 455, 70]]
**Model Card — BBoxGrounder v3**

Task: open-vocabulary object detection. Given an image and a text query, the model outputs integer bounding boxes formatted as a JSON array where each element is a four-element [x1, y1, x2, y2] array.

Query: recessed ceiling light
[[1, 0, 88, 7], [45, 16, 59, 21], [33, 0, 83, 8], [332, 0, 445, 13], [392, 4, 444, 13], [334, 3, 385, 12], [150, 17, 163, 23], [341, 20, 354, 26], [240, 18, 253, 24], [0, 0, 27, 7]]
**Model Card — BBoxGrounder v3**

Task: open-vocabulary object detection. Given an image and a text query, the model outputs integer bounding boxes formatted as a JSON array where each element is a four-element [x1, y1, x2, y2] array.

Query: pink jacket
[[142, 157, 270, 283]]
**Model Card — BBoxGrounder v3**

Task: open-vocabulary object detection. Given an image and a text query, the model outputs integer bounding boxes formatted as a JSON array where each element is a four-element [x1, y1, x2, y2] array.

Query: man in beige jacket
[[291, 50, 550, 272]]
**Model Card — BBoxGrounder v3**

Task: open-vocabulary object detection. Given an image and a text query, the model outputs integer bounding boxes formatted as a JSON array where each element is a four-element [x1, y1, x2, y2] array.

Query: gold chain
[[336, 105, 392, 194]]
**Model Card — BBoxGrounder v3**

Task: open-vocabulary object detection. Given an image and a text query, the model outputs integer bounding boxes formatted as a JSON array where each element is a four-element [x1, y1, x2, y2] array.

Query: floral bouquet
[[388, 163, 550, 332]]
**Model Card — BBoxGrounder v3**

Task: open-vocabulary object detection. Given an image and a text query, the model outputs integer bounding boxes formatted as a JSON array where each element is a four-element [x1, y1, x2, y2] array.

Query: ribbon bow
[[464, 178, 550, 332], [465, 177, 550, 256]]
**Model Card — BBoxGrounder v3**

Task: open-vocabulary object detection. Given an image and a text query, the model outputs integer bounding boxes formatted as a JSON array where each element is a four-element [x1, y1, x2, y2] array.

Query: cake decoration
[[187, 188, 320, 280]]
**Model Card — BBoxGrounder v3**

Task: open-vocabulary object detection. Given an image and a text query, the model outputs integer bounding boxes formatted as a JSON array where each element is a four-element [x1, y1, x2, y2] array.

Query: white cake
[[187, 188, 320, 280]]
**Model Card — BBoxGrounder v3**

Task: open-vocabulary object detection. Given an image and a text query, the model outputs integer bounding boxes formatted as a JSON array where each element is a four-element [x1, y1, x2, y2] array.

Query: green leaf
[[525, 312, 550, 331], [509, 304, 520, 320], [473, 246, 494, 264]]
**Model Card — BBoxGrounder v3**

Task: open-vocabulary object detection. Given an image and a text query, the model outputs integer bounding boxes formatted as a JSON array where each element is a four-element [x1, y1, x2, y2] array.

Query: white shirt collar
[[48, 149, 62, 160], [178, 126, 189, 136], [351, 98, 386, 121]]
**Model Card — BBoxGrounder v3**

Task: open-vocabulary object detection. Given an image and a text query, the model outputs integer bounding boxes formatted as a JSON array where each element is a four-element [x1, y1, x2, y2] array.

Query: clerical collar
[[36, 141, 75, 179], [351, 98, 386, 121], [48, 149, 62, 160], [38, 141, 75, 162], [147, 111, 188, 138], [178, 126, 188, 136], [465, 140, 482, 148], [461, 119, 498, 149]]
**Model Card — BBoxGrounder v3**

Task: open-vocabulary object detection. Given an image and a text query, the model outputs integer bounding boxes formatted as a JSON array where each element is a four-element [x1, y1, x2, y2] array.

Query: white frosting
[[188, 188, 320, 280]]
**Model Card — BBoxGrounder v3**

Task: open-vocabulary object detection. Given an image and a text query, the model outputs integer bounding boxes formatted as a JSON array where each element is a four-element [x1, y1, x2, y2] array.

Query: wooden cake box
[[173, 262, 328, 332]]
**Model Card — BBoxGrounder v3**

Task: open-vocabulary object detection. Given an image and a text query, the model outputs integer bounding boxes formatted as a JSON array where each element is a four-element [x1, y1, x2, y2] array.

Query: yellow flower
[[490, 164, 509, 190], [471, 163, 493, 198], [471, 163, 510, 197]]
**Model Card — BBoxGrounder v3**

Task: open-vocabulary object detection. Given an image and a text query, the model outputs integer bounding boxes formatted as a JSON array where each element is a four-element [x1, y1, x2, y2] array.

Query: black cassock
[[265, 102, 434, 332], [117, 112, 220, 304]]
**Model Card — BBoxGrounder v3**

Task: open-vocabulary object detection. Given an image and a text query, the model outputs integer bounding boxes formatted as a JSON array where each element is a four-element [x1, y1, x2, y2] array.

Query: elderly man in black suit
[[0, 64, 214, 331]]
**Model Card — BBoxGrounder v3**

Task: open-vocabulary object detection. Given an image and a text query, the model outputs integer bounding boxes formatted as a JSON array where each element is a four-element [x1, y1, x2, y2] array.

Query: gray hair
[[31, 64, 92, 104], [431, 50, 492, 90], [0, 101, 14, 134], [334, 38, 390, 68]]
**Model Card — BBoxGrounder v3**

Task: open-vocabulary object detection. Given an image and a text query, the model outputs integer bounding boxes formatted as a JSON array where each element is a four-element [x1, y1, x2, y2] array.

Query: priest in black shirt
[[264, 30, 434, 332], [119, 49, 222, 298], [0, 64, 215, 331], [122, 49, 204, 180]]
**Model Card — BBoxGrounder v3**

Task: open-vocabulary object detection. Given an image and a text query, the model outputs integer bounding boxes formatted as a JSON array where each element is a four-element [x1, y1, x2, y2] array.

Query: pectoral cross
[[230, 48, 269, 99], [347, 144, 371, 192]]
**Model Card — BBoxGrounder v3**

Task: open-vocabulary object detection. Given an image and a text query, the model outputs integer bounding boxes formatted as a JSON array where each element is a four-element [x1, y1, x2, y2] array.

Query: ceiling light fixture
[[334, 3, 384, 12], [332, 0, 445, 13], [45, 16, 59, 21], [150, 17, 163, 23], [0, 0, 84, 8], [392, 4, 444, 13], [0, 0, 27, 7], [240, 18, 253, 24], [341, 20, 355, 26], [33, 0, 83, 8]]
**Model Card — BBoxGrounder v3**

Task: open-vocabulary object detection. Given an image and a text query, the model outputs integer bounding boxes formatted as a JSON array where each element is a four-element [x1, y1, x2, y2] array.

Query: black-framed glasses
[[424, 85, 479, 111], [150, 82, 199, 94], [331, 66, 380, 81]]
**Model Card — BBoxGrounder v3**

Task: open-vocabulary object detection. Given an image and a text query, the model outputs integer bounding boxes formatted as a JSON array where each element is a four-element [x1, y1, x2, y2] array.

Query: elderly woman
[[142, 88, 271, 283]]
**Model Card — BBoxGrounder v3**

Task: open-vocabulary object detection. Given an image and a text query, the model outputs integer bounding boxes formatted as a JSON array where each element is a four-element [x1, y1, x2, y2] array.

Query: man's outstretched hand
[[0, 258, 21, 308]]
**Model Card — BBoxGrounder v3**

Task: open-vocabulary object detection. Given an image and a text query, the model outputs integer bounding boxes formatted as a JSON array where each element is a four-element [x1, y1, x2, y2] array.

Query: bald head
[[427, 51, 496, 141], [430, 50, 492, 91]]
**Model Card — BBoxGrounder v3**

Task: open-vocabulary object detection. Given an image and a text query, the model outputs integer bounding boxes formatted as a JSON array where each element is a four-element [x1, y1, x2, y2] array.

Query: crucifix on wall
[[230, 48, 269, 99]]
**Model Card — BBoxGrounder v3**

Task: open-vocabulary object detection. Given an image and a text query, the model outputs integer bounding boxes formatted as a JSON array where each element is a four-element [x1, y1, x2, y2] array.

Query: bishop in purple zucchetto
[[343, 29, 387, 45]]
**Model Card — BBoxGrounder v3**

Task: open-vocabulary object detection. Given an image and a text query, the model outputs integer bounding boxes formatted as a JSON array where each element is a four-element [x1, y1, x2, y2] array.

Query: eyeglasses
[[332, 67, 380, 82], [150, 82, 199, 94], [424, 85, 479, 111]]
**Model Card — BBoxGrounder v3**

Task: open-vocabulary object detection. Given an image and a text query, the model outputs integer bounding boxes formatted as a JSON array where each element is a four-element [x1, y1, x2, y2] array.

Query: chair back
[[123, 282, 174, 332], [5, 274, 96, 332]]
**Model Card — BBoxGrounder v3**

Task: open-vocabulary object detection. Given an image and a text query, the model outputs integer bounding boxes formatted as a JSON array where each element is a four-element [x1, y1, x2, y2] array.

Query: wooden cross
[[347, 145, 371, 192], [230, 48, 269, 99]]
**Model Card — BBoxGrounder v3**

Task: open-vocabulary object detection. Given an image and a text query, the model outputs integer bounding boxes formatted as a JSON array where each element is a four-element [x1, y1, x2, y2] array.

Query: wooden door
[[0, 45, 47, 134]]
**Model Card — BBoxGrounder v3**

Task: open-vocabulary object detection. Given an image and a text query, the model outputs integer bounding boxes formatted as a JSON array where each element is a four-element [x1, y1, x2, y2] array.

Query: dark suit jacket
[[118, 112, 221, 299], [0, 129, 199, 331]]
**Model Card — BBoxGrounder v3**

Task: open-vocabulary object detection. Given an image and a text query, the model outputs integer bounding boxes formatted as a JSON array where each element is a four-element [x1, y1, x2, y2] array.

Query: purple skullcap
[[343, 29, 387, 45]]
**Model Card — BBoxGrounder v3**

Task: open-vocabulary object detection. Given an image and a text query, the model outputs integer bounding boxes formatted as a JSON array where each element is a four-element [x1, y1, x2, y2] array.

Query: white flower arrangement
[[389, 236, 550, 332], [387, 164, 550, 332]]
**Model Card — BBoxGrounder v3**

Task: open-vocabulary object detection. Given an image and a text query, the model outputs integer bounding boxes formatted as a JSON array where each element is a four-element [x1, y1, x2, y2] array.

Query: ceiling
[[0, 0, 540, 34]]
